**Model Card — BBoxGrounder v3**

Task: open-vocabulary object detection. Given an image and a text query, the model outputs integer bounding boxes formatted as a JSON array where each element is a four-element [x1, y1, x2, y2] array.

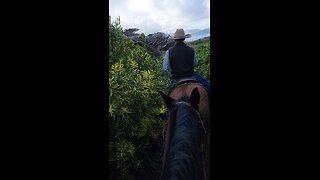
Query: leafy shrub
[[188, 40, 211, 81], [109, 16, 170, 179]]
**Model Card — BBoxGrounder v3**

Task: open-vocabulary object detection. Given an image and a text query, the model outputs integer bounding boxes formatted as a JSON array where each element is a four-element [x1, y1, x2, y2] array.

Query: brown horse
[[159, 83, 210, 180]]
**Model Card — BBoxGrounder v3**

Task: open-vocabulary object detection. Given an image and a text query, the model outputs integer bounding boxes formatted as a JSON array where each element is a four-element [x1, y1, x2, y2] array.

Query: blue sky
[[109, 0, 210, 35]]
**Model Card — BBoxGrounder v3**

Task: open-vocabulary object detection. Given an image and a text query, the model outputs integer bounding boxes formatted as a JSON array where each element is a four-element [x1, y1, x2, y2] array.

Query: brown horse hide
[[169, 83, 210, 180]]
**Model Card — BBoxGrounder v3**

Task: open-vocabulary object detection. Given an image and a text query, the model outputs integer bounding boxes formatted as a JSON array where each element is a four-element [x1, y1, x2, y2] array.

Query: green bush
[[109, 16, 170, 179], [188, 40, 211, 81]]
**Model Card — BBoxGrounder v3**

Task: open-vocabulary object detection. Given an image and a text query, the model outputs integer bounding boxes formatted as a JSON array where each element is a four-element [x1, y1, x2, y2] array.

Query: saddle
[[167, 77, 206, 96], [176, 77, 197, 86]]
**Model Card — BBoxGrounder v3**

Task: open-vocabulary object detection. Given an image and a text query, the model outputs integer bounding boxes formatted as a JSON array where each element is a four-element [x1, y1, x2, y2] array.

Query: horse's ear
[[190, 87, 200, 109], [159, 91, 175, 109]]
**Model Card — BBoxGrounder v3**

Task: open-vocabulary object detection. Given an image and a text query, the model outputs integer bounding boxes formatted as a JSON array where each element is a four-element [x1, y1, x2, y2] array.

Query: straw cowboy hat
[[172, 28, 192, 39]]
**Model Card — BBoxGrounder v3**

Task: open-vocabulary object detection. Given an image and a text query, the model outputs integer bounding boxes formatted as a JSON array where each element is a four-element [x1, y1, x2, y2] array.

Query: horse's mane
[[176, 96, 191, 103], [162, 100, 204, 180]]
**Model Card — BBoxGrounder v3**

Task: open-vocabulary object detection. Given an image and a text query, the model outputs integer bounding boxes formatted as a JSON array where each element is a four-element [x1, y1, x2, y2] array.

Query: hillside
[[187, 37, 211, 81], [185, 28, 210, 42], [187, 36, 210, 47]]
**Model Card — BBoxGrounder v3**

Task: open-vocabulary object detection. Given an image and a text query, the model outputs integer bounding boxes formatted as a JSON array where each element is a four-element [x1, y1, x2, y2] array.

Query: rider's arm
[[163, 50, 171, 74]]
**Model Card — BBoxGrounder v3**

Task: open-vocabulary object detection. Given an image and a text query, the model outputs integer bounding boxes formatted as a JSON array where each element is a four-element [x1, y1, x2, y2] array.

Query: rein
[[163, 101, 207, 146], [161, 99, 207, 180], [173, 101, 206, 135]]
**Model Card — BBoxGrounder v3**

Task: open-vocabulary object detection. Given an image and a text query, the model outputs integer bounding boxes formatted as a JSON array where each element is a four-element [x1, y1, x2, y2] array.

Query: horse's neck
[[162, 105, 205, 180]]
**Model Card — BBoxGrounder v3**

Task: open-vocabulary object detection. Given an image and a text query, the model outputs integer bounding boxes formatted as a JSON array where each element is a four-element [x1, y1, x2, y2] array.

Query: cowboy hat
[[172, 28, 192, 39]]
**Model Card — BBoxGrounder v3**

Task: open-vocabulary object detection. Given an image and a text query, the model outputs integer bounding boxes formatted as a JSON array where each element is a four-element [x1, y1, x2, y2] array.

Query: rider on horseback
[[163, 29, 210, 96]]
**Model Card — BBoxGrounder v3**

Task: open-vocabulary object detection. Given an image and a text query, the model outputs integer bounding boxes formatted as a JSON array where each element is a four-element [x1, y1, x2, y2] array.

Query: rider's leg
[[193, 72, 210, 96]]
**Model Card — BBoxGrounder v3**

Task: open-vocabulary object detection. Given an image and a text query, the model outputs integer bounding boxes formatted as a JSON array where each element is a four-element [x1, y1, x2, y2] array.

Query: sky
[[109, 0, 210, 35]]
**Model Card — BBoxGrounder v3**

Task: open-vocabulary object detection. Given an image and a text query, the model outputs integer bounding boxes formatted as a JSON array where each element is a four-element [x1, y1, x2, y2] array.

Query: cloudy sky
[[109, 0, 210, 35]]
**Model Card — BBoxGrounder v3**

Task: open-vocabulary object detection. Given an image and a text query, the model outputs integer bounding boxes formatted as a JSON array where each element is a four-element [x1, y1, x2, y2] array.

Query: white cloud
[[109, 0, 210, 35], [128, 0, 151, 12]]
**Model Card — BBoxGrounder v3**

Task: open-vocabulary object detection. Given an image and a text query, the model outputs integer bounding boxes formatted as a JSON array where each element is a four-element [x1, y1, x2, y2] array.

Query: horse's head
[[158, 87, 206, 180]]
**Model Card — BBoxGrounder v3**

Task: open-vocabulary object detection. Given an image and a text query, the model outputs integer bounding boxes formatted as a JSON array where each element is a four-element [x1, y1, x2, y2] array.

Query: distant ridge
[[188, 36, 210, 44], [185, 28, 210, 42], [186, 29, 201, 34]]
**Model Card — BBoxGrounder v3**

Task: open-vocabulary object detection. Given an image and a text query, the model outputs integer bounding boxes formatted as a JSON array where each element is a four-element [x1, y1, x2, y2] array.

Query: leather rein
[[161, 100, 207, 179]]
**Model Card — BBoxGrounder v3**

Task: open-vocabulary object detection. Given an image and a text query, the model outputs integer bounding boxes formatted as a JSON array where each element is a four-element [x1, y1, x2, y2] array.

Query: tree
[[123, 29, 175, 57]]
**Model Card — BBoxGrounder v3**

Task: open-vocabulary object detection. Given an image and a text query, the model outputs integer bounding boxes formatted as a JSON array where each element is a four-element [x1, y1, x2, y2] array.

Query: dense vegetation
[[187, 38, 211, 81], [109, 16, 210, 180]]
